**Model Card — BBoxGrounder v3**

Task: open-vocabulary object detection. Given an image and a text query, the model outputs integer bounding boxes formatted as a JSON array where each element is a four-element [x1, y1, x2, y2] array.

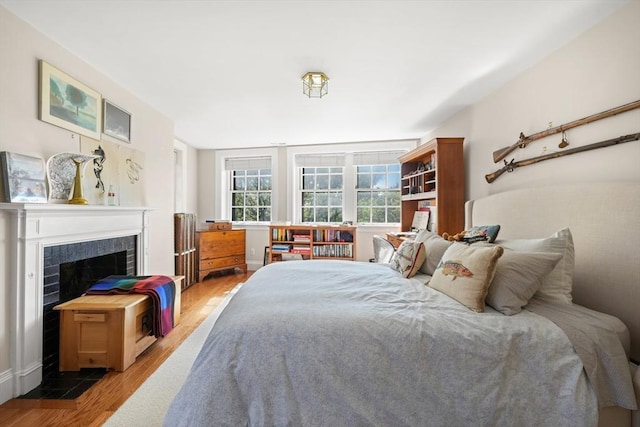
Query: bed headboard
[[465, 182, 640, 363]]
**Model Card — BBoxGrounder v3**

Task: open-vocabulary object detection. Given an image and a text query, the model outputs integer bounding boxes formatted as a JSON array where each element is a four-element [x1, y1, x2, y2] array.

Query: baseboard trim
[[0, 368, 13, 405]]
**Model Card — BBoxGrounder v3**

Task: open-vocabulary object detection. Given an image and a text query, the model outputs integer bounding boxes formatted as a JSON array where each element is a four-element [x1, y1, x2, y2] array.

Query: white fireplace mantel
[[0, 203, 152, 401]]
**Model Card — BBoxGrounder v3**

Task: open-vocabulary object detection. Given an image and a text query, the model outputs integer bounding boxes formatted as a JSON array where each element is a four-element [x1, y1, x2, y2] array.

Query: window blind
[[224, 156, 271, 171], [353, 151, 405, 165], [294, 153, 345, 167]]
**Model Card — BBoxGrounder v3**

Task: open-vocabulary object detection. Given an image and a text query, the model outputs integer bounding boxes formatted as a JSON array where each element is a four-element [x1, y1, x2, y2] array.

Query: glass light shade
[[302, 72, 329, 98]]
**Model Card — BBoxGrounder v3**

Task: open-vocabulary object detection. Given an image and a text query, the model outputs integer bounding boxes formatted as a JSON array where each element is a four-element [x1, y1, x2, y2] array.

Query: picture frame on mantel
[[0, 151, 48, 203], [103, 99, 131, 143], [39, 60, 102, 140]]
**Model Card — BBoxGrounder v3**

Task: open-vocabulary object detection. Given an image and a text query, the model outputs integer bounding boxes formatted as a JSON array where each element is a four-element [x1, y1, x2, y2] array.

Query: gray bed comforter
[[164, 260, 598, 427]]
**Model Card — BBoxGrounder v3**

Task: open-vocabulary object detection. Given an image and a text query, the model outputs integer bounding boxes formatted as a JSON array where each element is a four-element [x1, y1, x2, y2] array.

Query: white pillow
[[486, 250, 562, 315], [415, 231, 453, 275], [494, 228, 574, 304], [391, 240, 426, 278]]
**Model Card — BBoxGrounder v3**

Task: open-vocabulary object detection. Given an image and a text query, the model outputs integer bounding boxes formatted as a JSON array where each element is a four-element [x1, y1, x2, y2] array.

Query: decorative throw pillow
[[428, 243, 504, 312], [486, 250, 563, 315], [495, 228, 574, 304], [391, 240, 426, 278], [462, 225, 501, 243], [416, 231, 453, 276]]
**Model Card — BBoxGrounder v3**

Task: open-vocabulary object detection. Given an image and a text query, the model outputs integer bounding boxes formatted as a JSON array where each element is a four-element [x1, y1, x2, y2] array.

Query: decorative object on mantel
[[80, 137, 118, 205], [39, 60, 102, 140], [117, 145, 145, 206], [485, 132, 640, 183], [0, 151, 47, 203], [46, 152, 98, 203], [301, 72, 329, 98], [492, 98, 640, 164], [68, 156, 97, 205], [79, 138, 145, 206], [103, 99, 131, 143]]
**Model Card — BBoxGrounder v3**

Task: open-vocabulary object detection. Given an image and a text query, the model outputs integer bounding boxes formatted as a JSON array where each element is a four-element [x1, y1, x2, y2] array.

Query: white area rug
[[103, 284, 241, 426]]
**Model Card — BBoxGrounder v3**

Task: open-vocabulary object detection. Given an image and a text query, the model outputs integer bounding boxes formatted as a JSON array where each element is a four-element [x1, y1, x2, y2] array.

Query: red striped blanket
[[86, 275, 176, 337]]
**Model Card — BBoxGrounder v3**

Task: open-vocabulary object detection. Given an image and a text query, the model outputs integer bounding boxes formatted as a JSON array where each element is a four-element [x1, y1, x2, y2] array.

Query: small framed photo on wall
[[103, 100, 131, 143]]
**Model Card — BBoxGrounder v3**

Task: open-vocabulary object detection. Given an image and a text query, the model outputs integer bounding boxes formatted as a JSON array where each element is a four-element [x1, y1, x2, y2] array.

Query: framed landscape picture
[[39, 60, 102, 139], [103, 100, 131, 143], [0, 152, 48, 203]]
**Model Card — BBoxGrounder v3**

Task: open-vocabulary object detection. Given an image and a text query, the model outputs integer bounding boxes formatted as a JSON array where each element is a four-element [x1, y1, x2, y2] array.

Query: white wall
[[0, 5, 176, 387], [422, 1, 640, 201]]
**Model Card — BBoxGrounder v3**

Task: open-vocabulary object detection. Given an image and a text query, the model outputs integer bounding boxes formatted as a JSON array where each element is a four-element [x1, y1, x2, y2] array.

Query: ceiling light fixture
[[302, 72, 329, 98]]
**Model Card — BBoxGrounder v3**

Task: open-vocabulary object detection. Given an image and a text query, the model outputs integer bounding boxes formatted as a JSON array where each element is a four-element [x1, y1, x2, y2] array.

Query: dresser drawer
[[200, 254, 246, 270], [198, 230, 245, 258]]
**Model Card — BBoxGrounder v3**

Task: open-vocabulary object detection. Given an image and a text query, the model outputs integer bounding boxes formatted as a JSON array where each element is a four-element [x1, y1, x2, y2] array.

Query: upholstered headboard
[[465, 182, 640, 364]]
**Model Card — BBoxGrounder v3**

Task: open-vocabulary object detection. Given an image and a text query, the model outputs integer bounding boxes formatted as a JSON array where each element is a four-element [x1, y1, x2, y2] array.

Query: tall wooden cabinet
[[174, 213, 197, 290], [399, 137, 464, 236], [196, 229, 247, 282]]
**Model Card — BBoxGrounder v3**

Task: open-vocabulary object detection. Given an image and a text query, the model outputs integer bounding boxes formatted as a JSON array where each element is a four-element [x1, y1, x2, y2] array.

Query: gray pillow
[[495, 228, 574, 304], [486, 250, 563, 315], [416, 231, 453, 275]]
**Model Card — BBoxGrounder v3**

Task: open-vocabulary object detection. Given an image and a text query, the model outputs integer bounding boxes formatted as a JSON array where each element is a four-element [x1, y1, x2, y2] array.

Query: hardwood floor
[[0, 271, 250, 427]]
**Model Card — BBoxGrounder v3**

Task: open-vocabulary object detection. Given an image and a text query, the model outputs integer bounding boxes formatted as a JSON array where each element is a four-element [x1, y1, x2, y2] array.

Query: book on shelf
[[411, 210, 430, 231], [272, 243, 292, 252], [312, 243, 353, 258], [291, 246, 311, 254]]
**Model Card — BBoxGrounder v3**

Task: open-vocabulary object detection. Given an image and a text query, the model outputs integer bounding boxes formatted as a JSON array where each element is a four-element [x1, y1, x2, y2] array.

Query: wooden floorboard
[[0, 271, 249, 427]]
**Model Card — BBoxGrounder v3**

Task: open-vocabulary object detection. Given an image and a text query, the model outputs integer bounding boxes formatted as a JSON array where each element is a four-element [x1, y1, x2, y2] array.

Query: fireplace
[[0, 204, 151, 403], [41, 236, 137, 378]]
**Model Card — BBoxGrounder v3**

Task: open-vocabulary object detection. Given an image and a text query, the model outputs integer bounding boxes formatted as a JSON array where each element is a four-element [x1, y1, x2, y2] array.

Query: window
[[226, 157, 271, 222], [356, 164, 401, 223], [295, 150, 404, 224], [301, 167, 344, 222]]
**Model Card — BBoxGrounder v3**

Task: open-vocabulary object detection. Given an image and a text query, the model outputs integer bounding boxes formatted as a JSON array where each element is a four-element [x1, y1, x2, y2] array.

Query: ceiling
[[1, 1, 627, 150]]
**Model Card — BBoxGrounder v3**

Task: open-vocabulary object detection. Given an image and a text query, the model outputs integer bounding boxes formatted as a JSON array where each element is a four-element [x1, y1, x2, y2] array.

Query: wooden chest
[[196, 229, 247, 282], [54, 276, 182, 372]]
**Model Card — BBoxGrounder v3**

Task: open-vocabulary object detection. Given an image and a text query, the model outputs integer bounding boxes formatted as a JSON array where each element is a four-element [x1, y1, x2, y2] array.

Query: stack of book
[[272, 243, 292, 253], [291, 233, 311, 255], [291, 245, 311, 255]]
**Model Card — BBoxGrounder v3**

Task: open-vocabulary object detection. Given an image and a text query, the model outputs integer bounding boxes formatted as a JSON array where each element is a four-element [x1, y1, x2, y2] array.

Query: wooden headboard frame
[[465, 182, 640, 363]]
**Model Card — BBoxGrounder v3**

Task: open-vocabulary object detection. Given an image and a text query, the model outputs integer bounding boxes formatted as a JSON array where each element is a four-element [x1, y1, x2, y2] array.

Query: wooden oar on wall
[[492, 99, 640, 164], [485, 132, 640, 183]]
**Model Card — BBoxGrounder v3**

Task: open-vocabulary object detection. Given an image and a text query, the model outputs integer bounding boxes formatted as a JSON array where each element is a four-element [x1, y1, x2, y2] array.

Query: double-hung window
[[294, 151, 403, 224], [225, 157, 272, 222], [354, 152, 402, 224], [296, 154, 344, 223]]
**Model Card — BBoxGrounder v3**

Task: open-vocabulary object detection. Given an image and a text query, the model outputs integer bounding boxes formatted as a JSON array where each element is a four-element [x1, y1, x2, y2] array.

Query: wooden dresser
[[196, 229, 247, 281]]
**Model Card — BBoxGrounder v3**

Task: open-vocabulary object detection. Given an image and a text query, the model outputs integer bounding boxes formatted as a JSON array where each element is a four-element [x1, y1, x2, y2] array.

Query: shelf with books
[[398, 137, 464, 235], [268, 224, 357, 263]]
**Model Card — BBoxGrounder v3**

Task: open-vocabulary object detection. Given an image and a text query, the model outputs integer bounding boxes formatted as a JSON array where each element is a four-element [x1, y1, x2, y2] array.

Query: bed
[[164, 182, 639, 427]]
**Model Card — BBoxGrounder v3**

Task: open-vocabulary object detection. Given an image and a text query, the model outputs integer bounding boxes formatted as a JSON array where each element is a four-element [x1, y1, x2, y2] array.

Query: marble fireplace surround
[[0, 203, 151, 402]]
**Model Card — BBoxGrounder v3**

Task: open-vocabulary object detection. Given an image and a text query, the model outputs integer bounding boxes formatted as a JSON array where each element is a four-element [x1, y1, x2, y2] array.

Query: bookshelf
[[399, 137, 464, 235], [269, 224, 357, 263]]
